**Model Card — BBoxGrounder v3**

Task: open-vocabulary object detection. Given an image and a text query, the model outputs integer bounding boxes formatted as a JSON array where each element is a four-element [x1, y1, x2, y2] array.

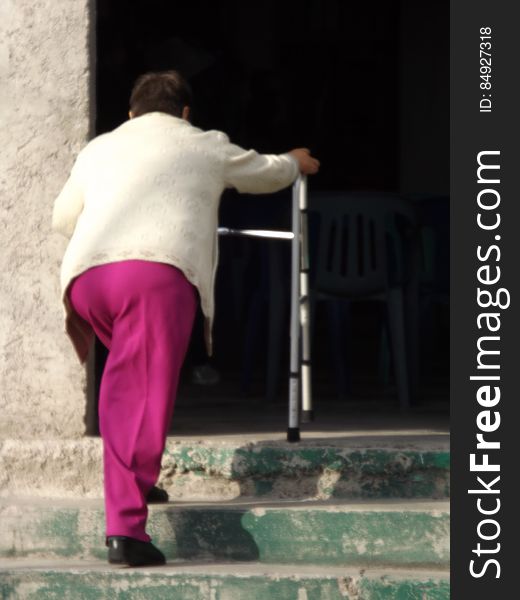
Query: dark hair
[[129, 70, 192, 118]]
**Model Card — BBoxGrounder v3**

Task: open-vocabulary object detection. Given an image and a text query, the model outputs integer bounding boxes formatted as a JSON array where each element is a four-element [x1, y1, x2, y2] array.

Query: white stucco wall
[[0, 0, 93, 438]]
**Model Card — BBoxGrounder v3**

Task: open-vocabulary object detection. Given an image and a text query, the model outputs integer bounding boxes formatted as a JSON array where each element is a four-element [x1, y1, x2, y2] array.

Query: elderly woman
[[52, 70, 319, 566]]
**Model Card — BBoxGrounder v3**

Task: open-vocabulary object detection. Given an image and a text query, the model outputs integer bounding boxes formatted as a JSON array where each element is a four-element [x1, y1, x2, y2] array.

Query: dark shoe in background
[[146, 485, 169, 503], [106, 536, 166, 566], [190, 362, 220, 385]]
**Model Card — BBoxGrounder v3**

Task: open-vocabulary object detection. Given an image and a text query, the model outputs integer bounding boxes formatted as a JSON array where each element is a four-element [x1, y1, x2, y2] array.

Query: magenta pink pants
[[68, 260, 197, 542]]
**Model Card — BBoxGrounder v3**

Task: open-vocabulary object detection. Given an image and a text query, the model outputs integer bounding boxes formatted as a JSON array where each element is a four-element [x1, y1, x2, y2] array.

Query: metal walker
[[218, 175, 312, 442]]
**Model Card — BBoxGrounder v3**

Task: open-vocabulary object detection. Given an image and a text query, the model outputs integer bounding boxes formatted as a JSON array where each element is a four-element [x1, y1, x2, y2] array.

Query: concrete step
[[0, 498, 449, 567], [0, 438, 449, 501], [0, 558, 450, 600]]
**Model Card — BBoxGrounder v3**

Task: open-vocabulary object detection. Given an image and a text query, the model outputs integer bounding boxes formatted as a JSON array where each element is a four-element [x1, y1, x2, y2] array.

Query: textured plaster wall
[[0, 0, 94, 438]]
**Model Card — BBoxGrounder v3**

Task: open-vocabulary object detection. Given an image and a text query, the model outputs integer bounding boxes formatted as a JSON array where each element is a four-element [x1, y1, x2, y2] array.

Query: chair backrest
[[308, 192, 417, 297]]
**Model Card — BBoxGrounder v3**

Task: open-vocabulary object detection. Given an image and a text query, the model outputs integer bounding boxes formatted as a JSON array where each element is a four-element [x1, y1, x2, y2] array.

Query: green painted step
[[0, 499, 449, 567], [0, 439, 449, 501], [161, 444, 450, 500], [0, 559, 450, 600]]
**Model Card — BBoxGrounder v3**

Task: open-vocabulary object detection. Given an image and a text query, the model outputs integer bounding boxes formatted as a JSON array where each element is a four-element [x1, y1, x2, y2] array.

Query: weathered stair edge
[[0, 439, 450, 500], [0, 560, 450, 600], [0, 499, 449, 567]]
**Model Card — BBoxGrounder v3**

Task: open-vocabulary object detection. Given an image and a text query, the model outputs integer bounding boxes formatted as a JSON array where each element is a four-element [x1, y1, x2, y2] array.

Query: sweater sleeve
[[51, 157, 85, 238], [221, 135, 299, 194]]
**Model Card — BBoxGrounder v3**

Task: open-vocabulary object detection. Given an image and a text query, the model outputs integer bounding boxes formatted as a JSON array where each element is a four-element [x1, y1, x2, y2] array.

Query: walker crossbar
[[217, 176, 312, 442], [217, 228, 294, 240]]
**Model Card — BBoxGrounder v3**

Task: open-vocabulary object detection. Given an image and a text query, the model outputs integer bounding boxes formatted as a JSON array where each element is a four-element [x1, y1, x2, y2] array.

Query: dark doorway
[[89, 0, 449, 434], [97, 1, 402, 188]]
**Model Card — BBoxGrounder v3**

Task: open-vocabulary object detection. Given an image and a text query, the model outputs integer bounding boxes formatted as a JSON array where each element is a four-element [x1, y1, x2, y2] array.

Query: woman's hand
[[289, 148, 320, 175]]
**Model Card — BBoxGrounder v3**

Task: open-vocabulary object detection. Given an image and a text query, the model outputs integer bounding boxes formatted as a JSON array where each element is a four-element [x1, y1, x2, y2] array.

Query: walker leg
[[299, 176, 313, 423], [287, 176, 302, 442]]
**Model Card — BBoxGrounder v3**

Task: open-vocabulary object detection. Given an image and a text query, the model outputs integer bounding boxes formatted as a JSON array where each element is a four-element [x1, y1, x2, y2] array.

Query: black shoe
[[146, 485, 169, 504], [106, 536, 166, 567]]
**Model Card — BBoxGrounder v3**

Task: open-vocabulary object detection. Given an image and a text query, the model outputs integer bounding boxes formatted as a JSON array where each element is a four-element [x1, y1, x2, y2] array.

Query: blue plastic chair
[[307, 192, 418, 411]]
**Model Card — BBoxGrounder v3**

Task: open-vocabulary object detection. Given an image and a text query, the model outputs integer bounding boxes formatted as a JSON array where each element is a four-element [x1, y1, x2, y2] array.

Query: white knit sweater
[[52, 112, 299, 363]]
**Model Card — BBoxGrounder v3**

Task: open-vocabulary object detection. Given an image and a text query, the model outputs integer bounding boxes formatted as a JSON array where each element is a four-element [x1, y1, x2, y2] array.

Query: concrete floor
[[169, 381, 449, 448]]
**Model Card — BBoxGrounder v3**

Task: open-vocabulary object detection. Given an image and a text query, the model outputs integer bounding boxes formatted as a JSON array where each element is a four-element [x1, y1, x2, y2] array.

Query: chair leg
[[266, 293, 285, 402], [240, 292, 264, 394], [266, 246, 286, 403], [405, 275, 420, 396], [229, 240, 251, 326], [378, 318, 391, 386], [420, 297, 435, 379], [325, 298, 350, 400], [387, 287, 411, 411]]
